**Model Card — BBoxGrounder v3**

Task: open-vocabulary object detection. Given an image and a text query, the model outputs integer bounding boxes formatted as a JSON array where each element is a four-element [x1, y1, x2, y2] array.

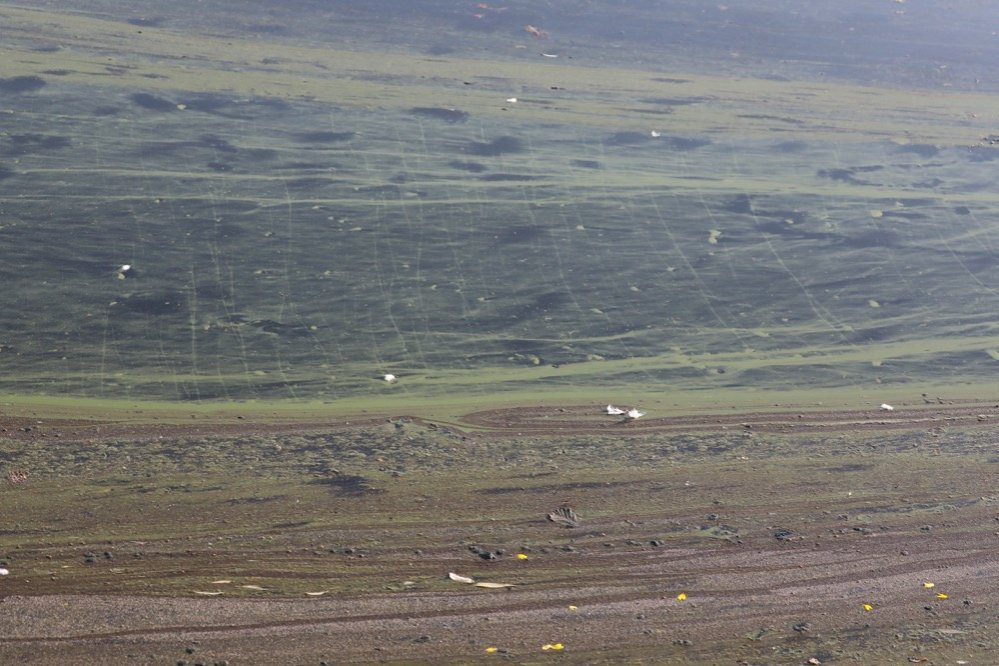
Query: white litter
[[505, 97, 518, 103], [605, 404, 626, 415], [879, 403, 894, 411], [0, 568, 9, 575], [625, 408, 645, 419], [382, 374, 398, 383]]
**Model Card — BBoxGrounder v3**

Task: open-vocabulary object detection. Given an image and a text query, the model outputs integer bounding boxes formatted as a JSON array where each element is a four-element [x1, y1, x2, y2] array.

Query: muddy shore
[[1, 401, 997, 664]]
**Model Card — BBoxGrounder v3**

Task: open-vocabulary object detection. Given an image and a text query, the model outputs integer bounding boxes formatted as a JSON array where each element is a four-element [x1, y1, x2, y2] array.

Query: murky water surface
[[3, 0, 999, 402]]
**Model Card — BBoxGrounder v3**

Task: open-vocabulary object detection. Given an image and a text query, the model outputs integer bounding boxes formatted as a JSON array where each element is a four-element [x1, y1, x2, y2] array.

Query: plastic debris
[[567, 605, 578, 611], [382, 373, 398, 383], [880, 403, 894, 411], [448, 572, 475, 584], [305, 591, 328, 596], [0, 568, 9, 575], [605, 404, 626, 415], [626, 408, 645, 419], [505, 97, 518, 103], [192, 590, 223, 596]]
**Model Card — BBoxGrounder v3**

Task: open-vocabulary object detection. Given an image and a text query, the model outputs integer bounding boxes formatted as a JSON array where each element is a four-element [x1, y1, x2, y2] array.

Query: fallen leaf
[[475, 581, 515, 589], [935, 592, 948, 599], [516, 553, 529, 560], [567, 605, 578, 611], [676, 592, 687, 601], [863, 603, 874, 611], [485, 647, 498, 653], [922, 581, 935, 588], [192, 590, 223, 596], [448, 572, 475, 584], [541, 643, 564, 651]]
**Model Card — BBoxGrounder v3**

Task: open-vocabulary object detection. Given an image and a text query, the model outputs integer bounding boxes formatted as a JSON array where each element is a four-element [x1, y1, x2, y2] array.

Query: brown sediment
[[1, 401, 997, 664]]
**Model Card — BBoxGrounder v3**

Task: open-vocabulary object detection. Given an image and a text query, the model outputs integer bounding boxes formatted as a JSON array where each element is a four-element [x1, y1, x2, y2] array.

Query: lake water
[[3, 0, 999, 404]]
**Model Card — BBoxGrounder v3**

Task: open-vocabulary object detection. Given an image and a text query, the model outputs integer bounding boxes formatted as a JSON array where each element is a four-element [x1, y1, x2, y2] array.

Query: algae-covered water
[[3, 0, 999, 403]]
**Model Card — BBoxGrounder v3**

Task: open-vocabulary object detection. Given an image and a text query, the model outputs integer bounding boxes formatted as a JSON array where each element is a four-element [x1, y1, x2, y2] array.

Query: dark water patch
[[249, 319, 314, 338], [41, 69, 73, 76], [408, 106, 469, 123], [656, 136, 712, 151], [572, 159, 601, 169], [117, 291, 187, 316], [894, 198, 938, 208], [650, 78, 691, 84], [2, 134, 71, 155], [92, 105, 122, 116], [837, 228, 902, 250], [816, 165, 884, 184], [605, 131, 651, 146], [130, 92, 177, 112], [198, 134, 239, 153], [953, 206, 971, 215], [282, 176, 344, 191], [965, 146, 999, 162], [722, 194, 754, 215], [126, 16, 166, 27], [495, 223, 547, 244], [480, 173, 540, 182], [775, 140, 809, 153], [0, 166, 16, 181], [207, 161, 234, 172], [640, 96, 708, 106], [737, 114, 805, 125], [448, 160, 487, 173], [310, 474, 383, 495], [294, 130, 353, 143], [893, 143, 940, 157], [0, 76, 46, 93], [425, 44, 456, 56], [467, 136, 523, 156], [912, 178, 944, 189], [181, 94, 253, 118], [246, 23, 291, 35]]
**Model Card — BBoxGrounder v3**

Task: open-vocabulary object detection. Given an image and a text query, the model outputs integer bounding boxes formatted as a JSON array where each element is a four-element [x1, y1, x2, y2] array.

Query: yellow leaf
[[485, 647, 498, 653], [676, 592, 687, 601], [936, 593, 948, 599], [922, 581, 935, 588], [567, 605, 578, 611], [542, 643, 565, 651], [516, 553, 529, 560], [863, 603, 873, 611]]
